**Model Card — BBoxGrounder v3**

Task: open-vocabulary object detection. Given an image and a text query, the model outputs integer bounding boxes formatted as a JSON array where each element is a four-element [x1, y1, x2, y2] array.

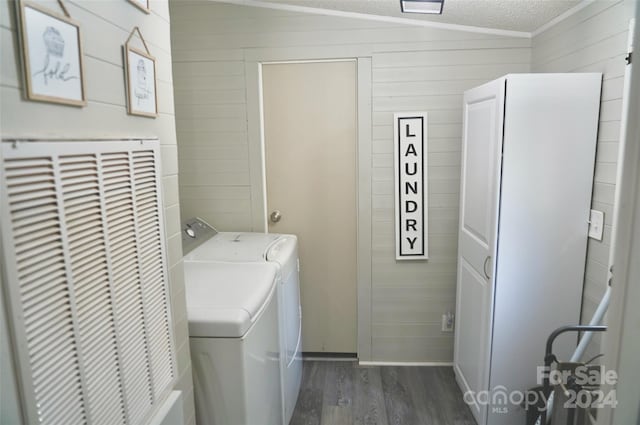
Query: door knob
[[483, 256, 492, 280], [270, 210, 282, 223]]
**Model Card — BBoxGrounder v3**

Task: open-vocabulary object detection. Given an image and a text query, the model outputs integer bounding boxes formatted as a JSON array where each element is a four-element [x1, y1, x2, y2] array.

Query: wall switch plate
[[442, 312, 454, 332], [588, 209, 604, 241]]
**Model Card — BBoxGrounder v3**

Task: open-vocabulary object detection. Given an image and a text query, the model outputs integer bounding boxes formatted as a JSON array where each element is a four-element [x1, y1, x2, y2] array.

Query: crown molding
[[206, 0, 606, 41], [531, 0, 596, 37], [209, 0, 532, 38]]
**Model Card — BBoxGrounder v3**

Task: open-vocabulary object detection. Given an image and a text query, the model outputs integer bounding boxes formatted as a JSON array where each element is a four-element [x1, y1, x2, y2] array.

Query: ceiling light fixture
[[400, 0, 445, 14]]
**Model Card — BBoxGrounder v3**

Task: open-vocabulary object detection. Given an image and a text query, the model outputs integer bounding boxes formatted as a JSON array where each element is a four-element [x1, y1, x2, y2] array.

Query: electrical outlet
[[442, 312, 454, 332], [588, 210, 604, 241]]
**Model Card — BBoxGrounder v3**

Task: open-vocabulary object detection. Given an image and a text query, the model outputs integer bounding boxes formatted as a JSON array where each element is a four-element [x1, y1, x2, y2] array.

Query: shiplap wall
[[532, 0, 634, 362], [170, 2, 531, 362], [0, 1, 195, 424], [0, 275, 20, 424]]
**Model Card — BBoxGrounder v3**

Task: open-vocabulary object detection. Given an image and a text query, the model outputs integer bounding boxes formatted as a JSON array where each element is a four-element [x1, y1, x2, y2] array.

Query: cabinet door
[[454, 78, 505, 425]]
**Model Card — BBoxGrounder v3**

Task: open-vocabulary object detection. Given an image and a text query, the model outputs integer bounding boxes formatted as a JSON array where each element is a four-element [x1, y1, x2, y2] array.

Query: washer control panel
[[181, 217, 218, 255]]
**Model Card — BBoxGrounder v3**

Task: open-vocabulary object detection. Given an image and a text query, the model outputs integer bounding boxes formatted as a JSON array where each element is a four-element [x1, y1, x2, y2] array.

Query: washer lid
[[266, 235, 298, 279], [184, 262, 278, 338], [184, 232, 282, 262]]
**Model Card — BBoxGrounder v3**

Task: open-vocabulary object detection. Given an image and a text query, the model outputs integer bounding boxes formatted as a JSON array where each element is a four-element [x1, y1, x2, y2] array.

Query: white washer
[[182, 218, 303, 425], [185, 261, 282, 425]]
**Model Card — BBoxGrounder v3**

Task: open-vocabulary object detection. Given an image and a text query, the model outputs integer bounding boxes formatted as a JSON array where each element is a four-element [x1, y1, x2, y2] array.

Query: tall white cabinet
[[453, 74, 602, 425]]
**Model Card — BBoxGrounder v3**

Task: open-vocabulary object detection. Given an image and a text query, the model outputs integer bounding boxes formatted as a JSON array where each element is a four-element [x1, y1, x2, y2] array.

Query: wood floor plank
[[321, 406, 354, 425], [353, 366, 389, 425], [406, 366, 449, 424], [323, 361, 355, 407], [434, 367, 477, 425], [321, 362, 355, 424], [290, 361, 328, 425], [290, 362, 477, 425], [380, 366, 419, 425]]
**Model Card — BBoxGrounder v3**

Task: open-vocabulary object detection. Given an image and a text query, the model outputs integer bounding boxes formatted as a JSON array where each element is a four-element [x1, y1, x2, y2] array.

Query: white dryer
[[182, 218, 303, 425], [185, 261, 282, 425]]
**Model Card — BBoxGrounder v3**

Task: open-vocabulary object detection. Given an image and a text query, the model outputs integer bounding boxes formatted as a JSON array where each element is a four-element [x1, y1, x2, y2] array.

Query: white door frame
[[245, 55, 374, 360], [597, 12, 639, 425]]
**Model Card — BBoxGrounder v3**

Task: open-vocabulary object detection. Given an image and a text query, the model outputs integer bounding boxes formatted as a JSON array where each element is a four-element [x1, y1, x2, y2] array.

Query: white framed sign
[[17, 0, 86, 106], [394, 112, 428, 260]]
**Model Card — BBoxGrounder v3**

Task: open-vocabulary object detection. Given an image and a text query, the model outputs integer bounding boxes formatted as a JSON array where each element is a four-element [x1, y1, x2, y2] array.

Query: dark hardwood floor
[[289, 361, 477, 425]]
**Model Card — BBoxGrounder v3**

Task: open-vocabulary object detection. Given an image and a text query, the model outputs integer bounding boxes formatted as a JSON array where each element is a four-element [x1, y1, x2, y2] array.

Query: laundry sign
[[394, 112, 428, 260]]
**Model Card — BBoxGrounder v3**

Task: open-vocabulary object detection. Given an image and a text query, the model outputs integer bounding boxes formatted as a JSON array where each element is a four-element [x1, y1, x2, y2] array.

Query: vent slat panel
[[132, 153, 173, 401], [60, 156, 126, 425], [104, 148, 172, 423], [3, 156, 88, 424], [2, 141, 174, 425]]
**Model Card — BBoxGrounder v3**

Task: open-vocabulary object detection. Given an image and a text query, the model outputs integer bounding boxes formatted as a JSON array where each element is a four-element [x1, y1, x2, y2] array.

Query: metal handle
[[270, 210, 282, 223], [483, 256, 492, 279]]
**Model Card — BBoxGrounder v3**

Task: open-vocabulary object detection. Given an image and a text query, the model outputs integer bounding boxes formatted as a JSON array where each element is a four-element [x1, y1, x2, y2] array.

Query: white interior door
[[262, 61, 357, 353], [454, 78, 505, 424]]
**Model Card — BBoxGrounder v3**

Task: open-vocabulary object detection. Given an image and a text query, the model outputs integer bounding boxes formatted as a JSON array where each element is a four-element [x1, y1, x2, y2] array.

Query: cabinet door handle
[[483, 256, 492, 280]]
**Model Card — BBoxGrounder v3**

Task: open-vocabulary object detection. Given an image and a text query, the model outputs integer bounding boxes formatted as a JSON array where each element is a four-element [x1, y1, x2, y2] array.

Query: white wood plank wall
[[169, 2, 531, 362], [532, 0, 635, 363], [0, 1, 195, 424]]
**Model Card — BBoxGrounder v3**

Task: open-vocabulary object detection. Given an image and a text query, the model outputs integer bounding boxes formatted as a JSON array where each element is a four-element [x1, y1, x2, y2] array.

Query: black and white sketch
[[19, 2, 86, 106], [125, 44, 158, 117], [134, 57, 151, 102]]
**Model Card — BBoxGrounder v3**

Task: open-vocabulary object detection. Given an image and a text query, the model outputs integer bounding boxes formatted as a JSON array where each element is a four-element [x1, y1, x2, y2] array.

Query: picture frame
[[124, 28, 158, 118], [17, 0, 86, 107], [127, 0, 151, 14]]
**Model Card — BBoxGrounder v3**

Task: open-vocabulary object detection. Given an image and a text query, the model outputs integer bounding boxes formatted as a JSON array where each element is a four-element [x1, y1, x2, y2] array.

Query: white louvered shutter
[[1, 140, 176, 425]]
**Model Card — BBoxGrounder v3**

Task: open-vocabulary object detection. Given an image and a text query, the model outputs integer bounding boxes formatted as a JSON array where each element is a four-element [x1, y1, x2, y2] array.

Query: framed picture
[[127, 0, 150, 14], [17, 1, 86, 106], [124, 40, 158, 118]]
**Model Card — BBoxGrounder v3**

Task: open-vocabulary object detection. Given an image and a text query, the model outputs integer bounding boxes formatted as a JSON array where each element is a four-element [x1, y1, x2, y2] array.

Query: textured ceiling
[[255, 0, 583, 32]]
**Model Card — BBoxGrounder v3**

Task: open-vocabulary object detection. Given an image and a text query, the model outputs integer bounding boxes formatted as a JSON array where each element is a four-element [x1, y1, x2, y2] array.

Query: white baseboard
[[358, 361, 454, 367], [303, 356, 358, 362]]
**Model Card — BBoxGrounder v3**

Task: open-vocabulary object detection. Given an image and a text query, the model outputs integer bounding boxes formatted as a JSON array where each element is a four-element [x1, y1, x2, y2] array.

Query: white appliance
[[186, 261, 283, 425], [182, 218, 303, 425], [453, 74, 602, 425]]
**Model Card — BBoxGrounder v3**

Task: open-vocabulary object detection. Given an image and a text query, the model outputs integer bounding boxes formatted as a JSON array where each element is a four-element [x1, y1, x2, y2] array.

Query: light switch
[[588, 210, 604, 241]]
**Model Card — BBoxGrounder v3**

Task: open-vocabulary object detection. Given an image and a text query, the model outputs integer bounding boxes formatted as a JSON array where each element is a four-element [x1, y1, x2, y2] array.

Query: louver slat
[[17, 251, 63, 275], [12, 217, 59, 239], [19, 266, 66, 296], [1, 140, 175, 425]]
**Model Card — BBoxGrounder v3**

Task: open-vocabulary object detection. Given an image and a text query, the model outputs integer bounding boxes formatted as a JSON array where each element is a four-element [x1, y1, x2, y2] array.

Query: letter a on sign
[[393, 112, 428, 260]]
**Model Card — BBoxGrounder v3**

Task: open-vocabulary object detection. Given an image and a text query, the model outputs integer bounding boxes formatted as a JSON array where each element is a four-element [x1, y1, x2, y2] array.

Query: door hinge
[[625, 52, 632, 65]]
